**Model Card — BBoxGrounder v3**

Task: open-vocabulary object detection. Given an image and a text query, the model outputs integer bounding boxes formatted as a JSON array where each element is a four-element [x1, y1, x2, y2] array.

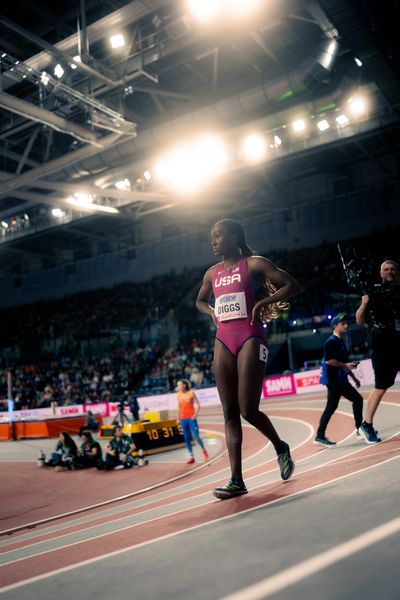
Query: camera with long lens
[[338, 244, 400, 332]]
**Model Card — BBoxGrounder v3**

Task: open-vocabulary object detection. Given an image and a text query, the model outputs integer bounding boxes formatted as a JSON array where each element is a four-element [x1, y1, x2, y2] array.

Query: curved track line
[[2, 453, 399, 593], [0, 427, 228, 537]]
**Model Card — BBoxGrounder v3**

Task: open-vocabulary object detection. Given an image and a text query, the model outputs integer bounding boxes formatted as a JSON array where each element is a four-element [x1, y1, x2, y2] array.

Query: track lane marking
[[1, 453, 399, 593], [219, 515, 400, 600]]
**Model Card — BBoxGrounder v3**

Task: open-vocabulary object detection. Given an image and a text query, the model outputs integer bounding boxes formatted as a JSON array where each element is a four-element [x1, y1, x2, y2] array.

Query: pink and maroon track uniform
[[212, 257, 267, 356]]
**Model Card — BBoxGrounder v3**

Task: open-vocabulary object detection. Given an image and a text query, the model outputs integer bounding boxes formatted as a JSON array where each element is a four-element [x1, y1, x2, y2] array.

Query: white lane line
[[219, 515, 400, 600], [0, 415, 313, 542], [0, 418, 315, 558], [0, 427, 228, 537], [0, 454, 399, 594]]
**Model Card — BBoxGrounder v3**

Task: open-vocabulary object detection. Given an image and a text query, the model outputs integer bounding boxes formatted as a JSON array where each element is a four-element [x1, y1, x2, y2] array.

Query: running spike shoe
[[213, 480, 248, 500], [186, 457, 195, 464], [313, 436, 337, 447], [277, 442, 295, 481], [360, 422, 381, 444]]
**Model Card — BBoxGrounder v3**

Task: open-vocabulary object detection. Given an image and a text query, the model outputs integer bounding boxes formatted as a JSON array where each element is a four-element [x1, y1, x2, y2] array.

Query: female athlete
[[177, 379, 209, 464], [196, 219, 301, 499]]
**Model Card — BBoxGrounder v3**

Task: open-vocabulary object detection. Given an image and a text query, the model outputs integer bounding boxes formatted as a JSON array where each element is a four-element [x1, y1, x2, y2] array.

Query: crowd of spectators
[[0, 346, 162, 409], [0, 229, 397, 403]]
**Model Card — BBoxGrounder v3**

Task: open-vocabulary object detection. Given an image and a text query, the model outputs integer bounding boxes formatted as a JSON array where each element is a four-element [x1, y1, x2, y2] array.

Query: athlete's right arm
[[355, 295, 369, 326], [196, 267, 218, 327]]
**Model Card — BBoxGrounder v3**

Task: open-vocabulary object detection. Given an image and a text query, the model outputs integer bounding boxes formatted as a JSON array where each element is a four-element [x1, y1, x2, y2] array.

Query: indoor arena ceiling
[[0, 0, 400, 274]]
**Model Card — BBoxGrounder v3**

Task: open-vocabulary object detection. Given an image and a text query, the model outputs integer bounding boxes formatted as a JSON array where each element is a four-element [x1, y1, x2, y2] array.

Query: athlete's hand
[[251, 300, 265, 325], [210, 310, 219, 328], [354, 377, 361, 388], [344, 362, 356, 371], [361, 295, 369, 305]]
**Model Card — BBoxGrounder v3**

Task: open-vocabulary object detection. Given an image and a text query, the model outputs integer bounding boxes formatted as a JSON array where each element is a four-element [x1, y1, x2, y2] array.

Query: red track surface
[[1, 396, 399, 591]]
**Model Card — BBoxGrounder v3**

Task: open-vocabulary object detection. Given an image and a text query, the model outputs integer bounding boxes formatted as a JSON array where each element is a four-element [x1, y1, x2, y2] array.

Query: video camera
[[337, 244, 377, 293], [338, 244, 400, 332]]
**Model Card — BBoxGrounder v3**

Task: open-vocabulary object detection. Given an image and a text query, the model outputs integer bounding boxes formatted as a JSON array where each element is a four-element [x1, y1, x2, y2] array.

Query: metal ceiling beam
[[30, 179, 168, 204], [0, 132, 125, 197], [0, 91, 100, 145], [0, 0, 169, 91]]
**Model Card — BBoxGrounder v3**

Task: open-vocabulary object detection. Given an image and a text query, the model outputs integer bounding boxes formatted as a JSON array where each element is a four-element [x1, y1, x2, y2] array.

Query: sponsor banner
[[137, 387, 221, 414], [83, 402, 110, 417], [55, 405, 84, 417], [262, 374, 296, 398], [294, 369, 325, 394], [9, 407, 53, 420]]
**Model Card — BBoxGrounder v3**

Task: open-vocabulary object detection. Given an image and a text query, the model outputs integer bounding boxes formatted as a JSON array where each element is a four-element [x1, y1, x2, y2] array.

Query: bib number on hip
[[259, 344, 268, 363]]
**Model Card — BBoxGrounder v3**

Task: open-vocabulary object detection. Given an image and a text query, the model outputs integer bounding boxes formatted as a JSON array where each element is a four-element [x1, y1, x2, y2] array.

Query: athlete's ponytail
[[258, 281, 290, 323]]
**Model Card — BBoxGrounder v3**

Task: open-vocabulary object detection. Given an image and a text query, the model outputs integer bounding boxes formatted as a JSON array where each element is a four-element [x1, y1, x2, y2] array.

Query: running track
[[1, 389, 399, 599]]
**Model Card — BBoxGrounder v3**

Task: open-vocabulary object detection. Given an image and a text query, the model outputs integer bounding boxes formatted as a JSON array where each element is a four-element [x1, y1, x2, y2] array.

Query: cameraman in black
[[356, 260, 400, 443]]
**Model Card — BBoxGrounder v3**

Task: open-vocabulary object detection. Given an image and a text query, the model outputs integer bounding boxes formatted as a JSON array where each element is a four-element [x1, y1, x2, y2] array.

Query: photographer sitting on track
[[101, 425, 136, 470], [356, 260, 400, 443]]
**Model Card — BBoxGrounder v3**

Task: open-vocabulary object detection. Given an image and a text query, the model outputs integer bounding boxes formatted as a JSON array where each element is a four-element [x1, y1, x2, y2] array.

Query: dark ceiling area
[[0, 0, 400, 277]]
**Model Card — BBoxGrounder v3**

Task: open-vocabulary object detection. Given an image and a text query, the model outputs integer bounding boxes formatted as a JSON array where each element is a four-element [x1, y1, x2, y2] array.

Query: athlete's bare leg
[[365, 388, 386, 423], [237, 338, 285, 454], [213, 339, 242, 481]]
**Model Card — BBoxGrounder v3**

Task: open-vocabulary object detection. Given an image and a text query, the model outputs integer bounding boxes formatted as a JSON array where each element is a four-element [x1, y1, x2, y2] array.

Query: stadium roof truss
[[0, 0, 400, 274]]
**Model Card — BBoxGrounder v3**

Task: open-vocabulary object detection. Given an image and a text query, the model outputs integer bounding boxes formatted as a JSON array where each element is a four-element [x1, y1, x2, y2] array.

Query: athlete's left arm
[[249, 256, 301, 306], [192, 392, 200, 418]]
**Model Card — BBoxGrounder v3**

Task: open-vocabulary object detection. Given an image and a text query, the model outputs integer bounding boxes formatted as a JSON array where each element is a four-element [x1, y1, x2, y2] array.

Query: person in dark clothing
[[79, 411, 99, 436], [74, 430, 103, 468], [356, 260, 400, 443], [314, 315, 363, 447], [101, 426, 136, 470], [42, 431, 78, 469]]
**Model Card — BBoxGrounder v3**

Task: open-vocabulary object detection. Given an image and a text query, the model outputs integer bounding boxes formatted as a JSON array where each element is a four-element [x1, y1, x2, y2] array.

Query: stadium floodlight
[[336, 114, 349, 126], [40, 71, 50, 86], [273, 135, 282, 147], [115, 179, 131, 190], [317, 119, 330, 132], [348, 96, 367, 117], [24, 213, 29, 221], [143, 170, 152, 181], [241, 134, 267, 163], [110, 34, 125, 49], [66, 194, 119, 214], [54, 64, 64, 79], [70, 55, 81, 70], [155, 134, 228, 194], [186, 0, 221, 22], [1, 221, 8, 228], [354, 57, 363, 67], [52, 208, 65, 218], [292, 119, 306, 132]]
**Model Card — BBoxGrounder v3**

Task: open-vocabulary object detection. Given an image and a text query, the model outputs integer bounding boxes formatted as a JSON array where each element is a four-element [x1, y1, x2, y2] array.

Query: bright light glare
[[52, 208, 65, 218], [110, 34, 125, 49], [273, 135, 282, 147], [186, 0, 222, 22], [348, 96, 367, 117], [292, 119, 306, 132], [155, 135, 228, 194], [336, 114, 349, 126], [230, 0, 262, 16], [317, 119, 330, 132], [354, 57, 363, 67], [115, 179, 131, 190], [66, 194, 119, 214], [143, 170, 152, 181], [241, 134, 267, 162], [40, 71, 50, 86], [1, 221, 8, 228], [54, 64, 64, 79]]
